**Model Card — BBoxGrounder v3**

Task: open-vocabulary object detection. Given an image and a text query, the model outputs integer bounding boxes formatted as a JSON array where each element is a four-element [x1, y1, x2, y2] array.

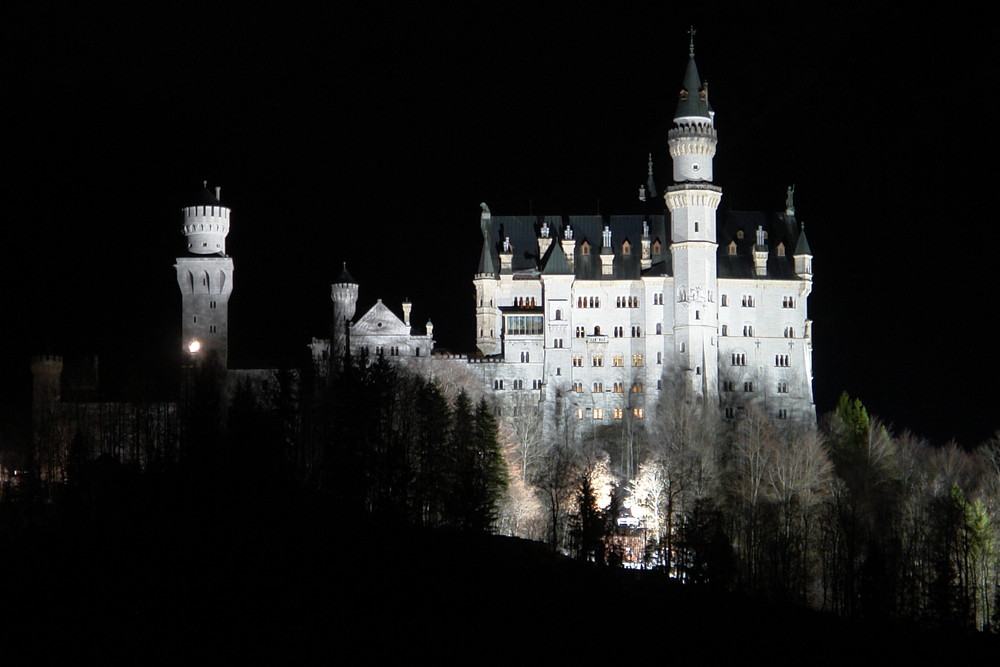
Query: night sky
[[4, 3, 998, 447]]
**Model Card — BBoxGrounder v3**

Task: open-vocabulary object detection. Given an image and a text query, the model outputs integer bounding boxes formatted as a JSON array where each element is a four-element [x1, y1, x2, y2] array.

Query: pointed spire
[[794, 222, 812, 255], [336, 261, 357, 284], [674, 27, 711, 120]]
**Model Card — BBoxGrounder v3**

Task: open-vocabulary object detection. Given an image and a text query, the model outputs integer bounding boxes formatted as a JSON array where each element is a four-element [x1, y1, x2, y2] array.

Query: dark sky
[[4, 3, 998, 447]]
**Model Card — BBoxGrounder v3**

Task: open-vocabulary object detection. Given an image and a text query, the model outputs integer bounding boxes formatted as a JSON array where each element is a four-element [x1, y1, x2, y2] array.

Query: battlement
[[182, 204, 231, 255], [30, 355, 64, 372]]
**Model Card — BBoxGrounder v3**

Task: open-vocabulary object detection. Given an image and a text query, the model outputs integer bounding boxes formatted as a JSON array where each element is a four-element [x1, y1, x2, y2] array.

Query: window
[[723, 380, 734, 392], [631, 382, 643, 393], [656, 379, 662, 390], [721, 294, 729, 307], [613, 382, 624, 393], [742, 295, 755, 308], [721, 325, 728, 336], [777, 408, 788, 420], [520, 351, 530, 363], [553, 338, 564, 348], [592, 382, 603, 393], [576, 326, 586, 338], [614, 326, 624, 338], [744, 381, 754, 392], [592, 354, 604, 367], [736, 230, 744, 240], [656, 352, 662, 364], [593, 326, 601, 336], [505, 315, 544, 335], [532, 379, 542, 390], [653, 293, 663, 305], [210, 301, 217, 309], [784, 327, 794, 338], [631, 326, 641, 337], [612, 354, 624, 367], [652, 240, 662, 255], [573, 382, 583, 393], [209, 325, 216, 333], [632, 408, 644, 419], [777, 242, 786, 257], [581, 242, 591, 256], [725, 407, 736, 419], [577, 408, 584, 420], [593, 408, 604, 420], [782, 296, 795, 308], [613, 408, 623, 419], [655, 323, 662, 334], [493, 379, 504, 390], [622, 240, 632, 255], [632, 354, 643, 367], [775, 354, 790, 367], [727, 241, 737, 256], [743, 325, 754, 337], [732, 353, 747, 366], [679, 343, 685, 353], [555, 309, 563, 320], [777, 381, 789, 393], [513, 379, 524, 390], [572, 354, 583, 367]]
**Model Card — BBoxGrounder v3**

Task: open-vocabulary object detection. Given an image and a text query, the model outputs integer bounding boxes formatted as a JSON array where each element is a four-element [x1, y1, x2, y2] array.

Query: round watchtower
[[182, 183, 231, 255]]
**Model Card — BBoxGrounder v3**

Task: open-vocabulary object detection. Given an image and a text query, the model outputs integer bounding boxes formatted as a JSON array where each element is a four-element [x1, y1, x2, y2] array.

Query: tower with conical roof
[[331, 262, 359, 368], [174, 183, 234, 369], [666, 29, 722, 403], [474, 203, 501, 355]]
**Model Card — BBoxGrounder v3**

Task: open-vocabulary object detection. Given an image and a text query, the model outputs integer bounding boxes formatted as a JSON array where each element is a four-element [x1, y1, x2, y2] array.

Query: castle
[[32, 39, 815, 482]]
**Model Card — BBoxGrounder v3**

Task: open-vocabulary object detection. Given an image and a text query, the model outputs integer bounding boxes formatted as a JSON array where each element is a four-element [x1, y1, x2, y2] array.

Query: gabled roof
[[352, 300, 410, 336], [794, 225, 812, 255]]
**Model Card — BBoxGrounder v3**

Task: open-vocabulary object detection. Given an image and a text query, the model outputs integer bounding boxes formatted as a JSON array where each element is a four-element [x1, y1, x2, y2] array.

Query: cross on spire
[[688, 26, 696, 57]]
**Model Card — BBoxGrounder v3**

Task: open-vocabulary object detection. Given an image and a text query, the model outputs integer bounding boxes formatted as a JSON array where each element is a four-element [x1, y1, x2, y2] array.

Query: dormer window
[[652, 240, 662, 255], [777, 242, 786, 257], [622, 240, 632, 256], [728, 241, 737, 256], [581, 241, 591, 256], [736, 230, 744, 240]]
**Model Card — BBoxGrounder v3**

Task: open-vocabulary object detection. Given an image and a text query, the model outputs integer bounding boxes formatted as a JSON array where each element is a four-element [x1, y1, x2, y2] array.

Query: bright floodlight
[[187, 340, 202, 354]]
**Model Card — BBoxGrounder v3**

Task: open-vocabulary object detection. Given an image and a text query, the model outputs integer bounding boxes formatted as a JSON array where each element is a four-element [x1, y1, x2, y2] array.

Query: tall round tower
[[330, 263, 359, 367], [174, 183, 234, 369], [666, 32, 722, 403]]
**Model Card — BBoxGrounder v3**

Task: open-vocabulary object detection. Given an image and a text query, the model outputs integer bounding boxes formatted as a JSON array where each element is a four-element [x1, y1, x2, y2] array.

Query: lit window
[[632, 408, 644, 419], [592, 354, 604, 367], [592, 382, 603, 393], [573, 382, 583, 392], [593, 408, 604, 420], [577, 408, 584, 420], [573, 355, 583, 367], [631, 383, 643, 393], [612, 354, 623, 367], [632, 354, 643, 367], [613, 408, 623, 419], [613, 382, 624, 393]]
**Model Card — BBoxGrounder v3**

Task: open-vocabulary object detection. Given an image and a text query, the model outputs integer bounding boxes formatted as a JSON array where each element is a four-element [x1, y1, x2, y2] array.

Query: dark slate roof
[[192, 184, 221, 206], [477, 235, 498, 277], [674, 56, 711, 119], [716, 210, 806, 280], [794, 225, 812, 255], [484, 214, 669, 281], [336, 262, 356, 284], [540, 239, 572, 275]]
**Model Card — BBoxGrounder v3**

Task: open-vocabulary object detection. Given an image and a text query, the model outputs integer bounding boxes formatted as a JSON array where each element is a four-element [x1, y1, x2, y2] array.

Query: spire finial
[[688, 26, 697, 57], [647, 153, 654, 176]]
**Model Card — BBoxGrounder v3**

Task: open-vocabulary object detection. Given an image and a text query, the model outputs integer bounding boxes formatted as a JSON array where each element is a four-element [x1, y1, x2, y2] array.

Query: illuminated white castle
[[311, 39, 816, 434]]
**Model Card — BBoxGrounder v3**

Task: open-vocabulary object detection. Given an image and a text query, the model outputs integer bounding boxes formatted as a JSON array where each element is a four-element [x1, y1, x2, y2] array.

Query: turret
[[753, 225, 768, 276], [175, 183, 234, 369], [331, 262, 359, 364], [793, 222, 813, 280], [475, 203, 501, 355]]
